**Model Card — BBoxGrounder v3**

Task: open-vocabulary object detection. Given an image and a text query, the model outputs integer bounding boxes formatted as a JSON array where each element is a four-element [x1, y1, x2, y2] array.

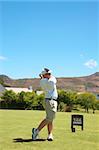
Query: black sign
[[71, 115, 83, 132]]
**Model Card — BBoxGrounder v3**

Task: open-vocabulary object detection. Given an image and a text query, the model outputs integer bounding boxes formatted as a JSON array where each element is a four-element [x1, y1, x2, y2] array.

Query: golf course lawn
[[0, 110, 99, 150]]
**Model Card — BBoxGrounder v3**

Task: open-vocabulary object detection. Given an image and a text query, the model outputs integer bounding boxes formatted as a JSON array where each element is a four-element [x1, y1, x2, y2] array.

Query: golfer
[[32, 68, 58, 141]]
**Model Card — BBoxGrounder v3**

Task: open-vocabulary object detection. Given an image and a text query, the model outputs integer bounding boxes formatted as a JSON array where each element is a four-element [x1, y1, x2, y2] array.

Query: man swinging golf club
[[32, 68, 58, 141]]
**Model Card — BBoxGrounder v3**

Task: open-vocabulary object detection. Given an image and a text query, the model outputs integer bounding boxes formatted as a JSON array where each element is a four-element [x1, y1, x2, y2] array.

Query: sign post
[[71, 114, 84, 132]]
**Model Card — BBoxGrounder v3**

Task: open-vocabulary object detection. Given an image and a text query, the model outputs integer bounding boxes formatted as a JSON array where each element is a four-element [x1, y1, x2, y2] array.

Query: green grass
[[0, 110, 99, 150]]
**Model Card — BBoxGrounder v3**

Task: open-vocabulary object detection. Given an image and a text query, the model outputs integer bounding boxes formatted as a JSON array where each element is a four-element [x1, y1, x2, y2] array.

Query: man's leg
[[47, 121, 53, 141], [37, 119, 48, 131], [32, 118, 48, 140], [47, 122, 53, 135]]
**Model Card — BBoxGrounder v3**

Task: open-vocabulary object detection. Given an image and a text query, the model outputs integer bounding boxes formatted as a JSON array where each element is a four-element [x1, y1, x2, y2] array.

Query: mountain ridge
[[0, 72, 99, 93]]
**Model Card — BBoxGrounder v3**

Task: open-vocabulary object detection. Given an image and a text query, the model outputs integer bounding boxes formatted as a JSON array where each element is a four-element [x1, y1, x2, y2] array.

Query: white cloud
[[0, 56, 7, 61], [84, 59, 98, 69], [80, 52, 86, 58], [80, 54, 84, 58], [80, 54, 83, 57]]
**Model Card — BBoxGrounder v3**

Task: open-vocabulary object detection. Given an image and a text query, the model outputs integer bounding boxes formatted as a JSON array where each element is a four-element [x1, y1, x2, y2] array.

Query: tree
[[58, 102, 66, 112], [1, 90, 17, 108], [17, 91, 37, 109], [34, 94, 45, 110], [58, 90, 77, 112], [77, 92, 96, 113], [24, 91, 37, 109], [17, 91, 26, 109], [96, 100, 99, 110]]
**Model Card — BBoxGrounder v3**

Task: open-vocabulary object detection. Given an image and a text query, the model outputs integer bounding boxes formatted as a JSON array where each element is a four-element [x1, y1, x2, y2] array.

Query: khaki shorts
[[45, 99, 57, 122]]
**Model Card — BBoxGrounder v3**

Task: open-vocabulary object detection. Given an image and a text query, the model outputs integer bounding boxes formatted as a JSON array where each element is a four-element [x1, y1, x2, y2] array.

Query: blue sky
[[0, 0, 99, 79]]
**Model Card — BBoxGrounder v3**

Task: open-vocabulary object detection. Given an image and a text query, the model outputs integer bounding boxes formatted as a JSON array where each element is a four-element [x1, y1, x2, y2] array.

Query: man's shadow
[[13, 138, 46, 143]]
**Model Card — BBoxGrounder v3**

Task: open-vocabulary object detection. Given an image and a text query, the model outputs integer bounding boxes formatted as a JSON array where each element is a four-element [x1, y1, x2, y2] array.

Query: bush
[[0, 90, 17, 109], [0, 90, 45, 110], [58, 102, 66, 112], [0, 89, 98, 113]]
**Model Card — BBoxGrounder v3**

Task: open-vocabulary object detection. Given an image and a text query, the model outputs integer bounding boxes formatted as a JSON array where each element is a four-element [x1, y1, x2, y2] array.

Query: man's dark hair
[[44, 68, 51, 76], [44, 68, 49, 72]]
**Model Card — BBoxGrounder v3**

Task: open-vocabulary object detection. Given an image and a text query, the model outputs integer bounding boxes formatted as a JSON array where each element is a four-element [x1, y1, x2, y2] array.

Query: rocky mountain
[[0, 72, 99, 93]]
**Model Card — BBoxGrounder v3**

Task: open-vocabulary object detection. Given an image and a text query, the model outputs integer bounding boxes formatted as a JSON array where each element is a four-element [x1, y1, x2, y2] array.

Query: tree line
[[0, 90, 99, 113]]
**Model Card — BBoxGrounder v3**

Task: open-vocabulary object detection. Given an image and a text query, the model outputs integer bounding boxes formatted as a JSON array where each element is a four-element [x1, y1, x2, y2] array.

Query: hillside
[[0, 72, 99, 93]]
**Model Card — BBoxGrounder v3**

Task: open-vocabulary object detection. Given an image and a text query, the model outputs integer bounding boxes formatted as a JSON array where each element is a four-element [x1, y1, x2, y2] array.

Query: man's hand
[[39, 74, 43, 79]]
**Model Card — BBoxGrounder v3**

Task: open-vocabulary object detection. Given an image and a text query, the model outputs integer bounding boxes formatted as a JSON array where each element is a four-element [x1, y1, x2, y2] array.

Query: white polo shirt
[[40, 76, 58, 100]]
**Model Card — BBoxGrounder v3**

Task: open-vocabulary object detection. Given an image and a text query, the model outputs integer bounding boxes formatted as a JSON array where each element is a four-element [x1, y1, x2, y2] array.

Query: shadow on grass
[[13, 138, 46, 143]]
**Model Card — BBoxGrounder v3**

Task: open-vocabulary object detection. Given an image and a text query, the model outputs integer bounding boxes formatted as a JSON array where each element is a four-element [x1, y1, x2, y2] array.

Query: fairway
[[0, 110, 99, 150]]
